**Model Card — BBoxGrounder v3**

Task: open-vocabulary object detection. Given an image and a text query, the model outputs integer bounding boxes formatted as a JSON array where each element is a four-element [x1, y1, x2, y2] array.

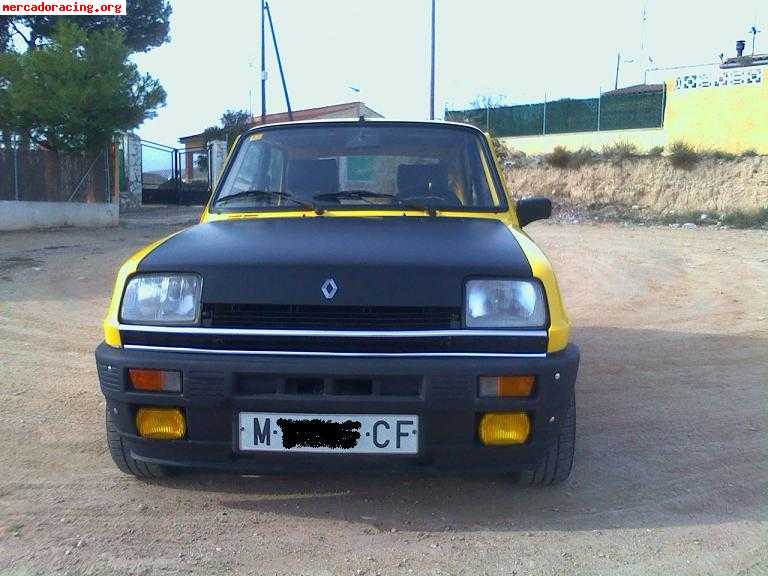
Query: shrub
[[720, 207, 768, 228], [647, 146, 664, 157], [668, 141, 699, 169], [741, 149, 759, 157], [570, 147, 598, 168], [601, 141, 638, 160], [658, 210, 703, 225], [706, 149, 737, 161], [490, 137, 524, 166], [544, 146, 597, 169], [545, 146, 571, 168]]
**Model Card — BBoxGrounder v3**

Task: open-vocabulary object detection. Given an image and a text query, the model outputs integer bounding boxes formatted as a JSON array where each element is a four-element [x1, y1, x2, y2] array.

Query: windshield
[[212, 124, 505, 212]]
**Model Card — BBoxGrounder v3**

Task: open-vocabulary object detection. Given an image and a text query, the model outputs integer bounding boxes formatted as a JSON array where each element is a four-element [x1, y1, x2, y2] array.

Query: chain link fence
[[447, 86, 666, 137], [0, 145, 111, 203]]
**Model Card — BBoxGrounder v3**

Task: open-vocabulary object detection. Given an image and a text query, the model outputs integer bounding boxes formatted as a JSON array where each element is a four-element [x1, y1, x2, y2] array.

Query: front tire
[[106, 409, 171, 479], [517, 390, 575, 486]]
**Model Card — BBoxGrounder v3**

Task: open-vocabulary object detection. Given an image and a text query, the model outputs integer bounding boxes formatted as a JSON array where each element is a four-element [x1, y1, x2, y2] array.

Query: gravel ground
[[0, 210, 766, 576]]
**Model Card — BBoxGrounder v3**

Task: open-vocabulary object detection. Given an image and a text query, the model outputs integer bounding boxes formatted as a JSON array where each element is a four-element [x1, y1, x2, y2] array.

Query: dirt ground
[[0, 208, 766, 576]]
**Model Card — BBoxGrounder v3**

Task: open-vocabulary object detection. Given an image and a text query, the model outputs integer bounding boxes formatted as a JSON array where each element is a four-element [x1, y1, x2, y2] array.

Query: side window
[[219, 140, 266, 195]]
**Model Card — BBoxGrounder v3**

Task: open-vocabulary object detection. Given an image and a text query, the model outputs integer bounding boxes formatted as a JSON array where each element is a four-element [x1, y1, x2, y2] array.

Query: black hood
[[137, 217, 532, 307]]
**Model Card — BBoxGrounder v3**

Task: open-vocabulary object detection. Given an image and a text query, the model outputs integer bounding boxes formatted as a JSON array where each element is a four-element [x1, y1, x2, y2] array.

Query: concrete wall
[[121, 132, 142, 211], [209, 140, 227, 188], [501, 128, 666, 155], [0, 201, 118, 231], [664, 65, 768, 154]]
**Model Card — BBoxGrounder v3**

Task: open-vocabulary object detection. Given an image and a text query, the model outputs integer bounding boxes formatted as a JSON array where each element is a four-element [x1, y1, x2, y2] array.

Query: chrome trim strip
[[118, 324, 547, 338], [123, 345, 547, 358]]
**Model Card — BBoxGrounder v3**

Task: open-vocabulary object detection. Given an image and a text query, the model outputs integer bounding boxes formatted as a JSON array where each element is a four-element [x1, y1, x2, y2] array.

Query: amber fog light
[[478, 412, 531, 445], [135, 407, 186, 440], [478, 375, 535, 398], [128, 369, 182, 392]]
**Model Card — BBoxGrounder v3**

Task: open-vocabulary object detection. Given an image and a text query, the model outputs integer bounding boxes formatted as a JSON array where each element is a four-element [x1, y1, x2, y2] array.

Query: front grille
[[202, 303, 462, 331], [236, 375, 422, 398], [120, 331, 548, 354]]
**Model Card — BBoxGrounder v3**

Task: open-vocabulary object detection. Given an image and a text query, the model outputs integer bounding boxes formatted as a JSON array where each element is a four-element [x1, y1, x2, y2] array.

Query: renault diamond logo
[[321, 278, 338, 300]]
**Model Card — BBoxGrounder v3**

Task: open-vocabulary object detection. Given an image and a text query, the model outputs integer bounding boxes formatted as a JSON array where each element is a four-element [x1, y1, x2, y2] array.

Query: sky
[[134, 0, 767, 145]]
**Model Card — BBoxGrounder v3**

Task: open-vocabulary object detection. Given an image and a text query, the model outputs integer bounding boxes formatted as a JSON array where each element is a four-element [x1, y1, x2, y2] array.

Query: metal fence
[[0, 145, 111, 203], [141, 140, 210, 205], [446, 87, 666, 137]]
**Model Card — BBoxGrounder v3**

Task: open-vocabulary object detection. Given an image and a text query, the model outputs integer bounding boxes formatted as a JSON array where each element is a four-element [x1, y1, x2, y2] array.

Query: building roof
[[602, 83, 664, 97], [179, 102, 382, 144], [720, 53, 768, 69]]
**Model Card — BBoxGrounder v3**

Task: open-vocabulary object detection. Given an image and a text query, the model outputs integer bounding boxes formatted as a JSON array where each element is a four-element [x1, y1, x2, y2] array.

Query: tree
[[3, 0, 171, 53], [202, 109, 252, 145], [0, 22, 166, 152], [0, 17, 13, 53]]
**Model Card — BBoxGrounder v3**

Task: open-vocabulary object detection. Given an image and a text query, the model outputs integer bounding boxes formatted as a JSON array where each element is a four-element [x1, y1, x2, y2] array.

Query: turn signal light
[[478, 412, 531, 445], [478, 375, 535, 398], [135, 407, 186, 440], [128, 369, 182, 392]]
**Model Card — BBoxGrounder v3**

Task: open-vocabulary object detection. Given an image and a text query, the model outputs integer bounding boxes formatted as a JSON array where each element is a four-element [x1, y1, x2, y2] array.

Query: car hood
[[137, 216, 532, 307]]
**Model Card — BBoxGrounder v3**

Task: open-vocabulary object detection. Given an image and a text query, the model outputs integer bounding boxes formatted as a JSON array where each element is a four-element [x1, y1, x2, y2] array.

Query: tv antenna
[[750, 26, 760, 56]]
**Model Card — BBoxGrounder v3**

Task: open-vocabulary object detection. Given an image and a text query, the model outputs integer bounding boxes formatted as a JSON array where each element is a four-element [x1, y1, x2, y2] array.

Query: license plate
[[238, 412, 419, 454]]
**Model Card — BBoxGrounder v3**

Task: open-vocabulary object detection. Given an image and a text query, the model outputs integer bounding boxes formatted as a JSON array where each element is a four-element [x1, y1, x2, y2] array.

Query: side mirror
[[516, 197, 552, 227]]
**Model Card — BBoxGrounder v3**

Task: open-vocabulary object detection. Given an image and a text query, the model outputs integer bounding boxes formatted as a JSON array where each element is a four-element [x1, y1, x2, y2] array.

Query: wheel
[[517, 390, 575, 486], [105, 408, 172, 479]]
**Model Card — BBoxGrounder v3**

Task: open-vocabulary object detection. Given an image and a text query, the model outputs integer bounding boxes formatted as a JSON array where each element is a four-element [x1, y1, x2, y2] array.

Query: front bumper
[[95, 343, 579, 473]]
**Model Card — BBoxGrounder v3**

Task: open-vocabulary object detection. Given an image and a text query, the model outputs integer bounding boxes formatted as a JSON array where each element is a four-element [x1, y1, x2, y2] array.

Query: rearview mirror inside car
[[516, 197, 552, 227]]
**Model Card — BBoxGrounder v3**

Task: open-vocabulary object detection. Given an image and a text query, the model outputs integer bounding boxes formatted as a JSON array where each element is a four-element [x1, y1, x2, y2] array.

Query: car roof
[[243, 118, 486, 136]]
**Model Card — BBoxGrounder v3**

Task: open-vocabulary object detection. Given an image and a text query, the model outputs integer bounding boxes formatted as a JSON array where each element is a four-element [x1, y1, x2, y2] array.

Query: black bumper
[[95, 343, 579, 473]]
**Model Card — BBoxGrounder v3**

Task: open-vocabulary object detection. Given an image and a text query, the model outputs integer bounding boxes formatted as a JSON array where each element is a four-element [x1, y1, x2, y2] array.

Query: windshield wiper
[[397, 201, 439, 217], [215, 189, 319, 212], [312, 190, 396, 204]]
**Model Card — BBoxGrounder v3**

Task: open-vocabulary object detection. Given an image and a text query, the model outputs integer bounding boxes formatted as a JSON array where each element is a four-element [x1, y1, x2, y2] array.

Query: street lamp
[[614, 53, 635, 90]]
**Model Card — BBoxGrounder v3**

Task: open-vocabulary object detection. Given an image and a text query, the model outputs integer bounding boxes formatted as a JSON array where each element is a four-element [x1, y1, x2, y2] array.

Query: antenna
[[750, 25, 760, 56]]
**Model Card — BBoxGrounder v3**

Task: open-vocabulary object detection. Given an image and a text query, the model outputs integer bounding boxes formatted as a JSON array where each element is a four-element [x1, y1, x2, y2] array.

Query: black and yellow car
[[96, 120, 579, 485]]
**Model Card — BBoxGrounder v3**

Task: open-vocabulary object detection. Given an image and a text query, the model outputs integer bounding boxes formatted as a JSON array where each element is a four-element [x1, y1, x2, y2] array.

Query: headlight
[[120, 274, 202, 325], [465, 279, 547, 328]]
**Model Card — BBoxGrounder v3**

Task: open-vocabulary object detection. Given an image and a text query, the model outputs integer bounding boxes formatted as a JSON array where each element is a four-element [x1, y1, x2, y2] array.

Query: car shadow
[[150, 326, 767, 534]]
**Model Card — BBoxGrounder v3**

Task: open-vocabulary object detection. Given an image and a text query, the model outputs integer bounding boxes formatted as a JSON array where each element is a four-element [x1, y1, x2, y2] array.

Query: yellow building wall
[[500, 128, 666, 155], [664, 68, 768, 154]]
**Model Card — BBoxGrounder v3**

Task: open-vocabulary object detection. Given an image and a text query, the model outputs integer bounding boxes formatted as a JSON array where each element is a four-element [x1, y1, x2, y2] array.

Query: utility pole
[[260, 0, 266, 121], [429, 0, 436, 120], [265, 1, 293, 120], [614, 52, 621, 90]]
